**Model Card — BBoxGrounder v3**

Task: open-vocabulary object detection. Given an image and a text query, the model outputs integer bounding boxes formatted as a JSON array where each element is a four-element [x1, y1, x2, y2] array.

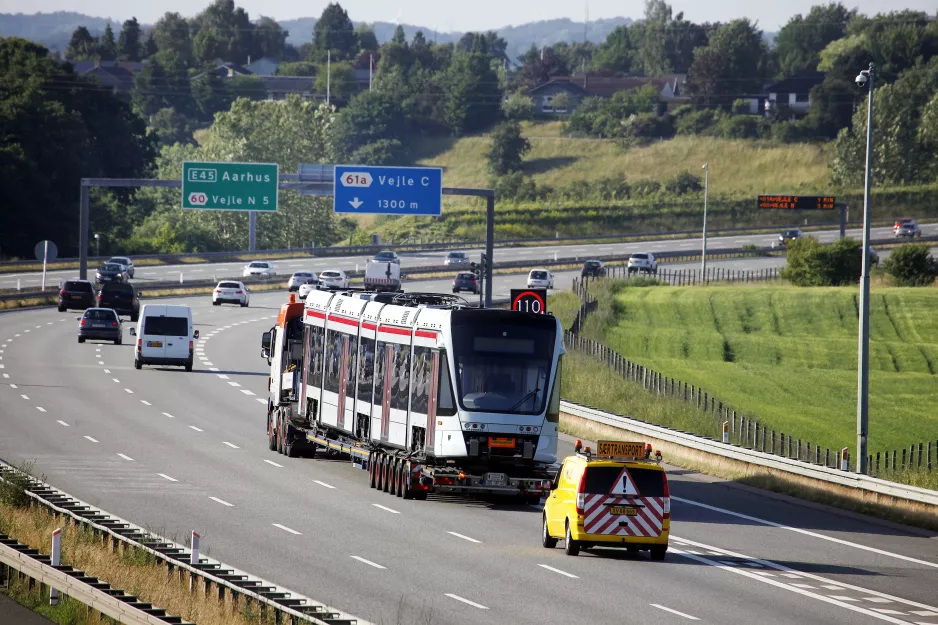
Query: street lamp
[[93, 233, 100, 258], [855, 62, 875, 475], [701, 162, 710, 278]]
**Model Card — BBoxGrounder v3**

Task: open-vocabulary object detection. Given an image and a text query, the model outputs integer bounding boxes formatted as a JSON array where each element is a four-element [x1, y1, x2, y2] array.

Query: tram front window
[[451, 310, 557, 415]]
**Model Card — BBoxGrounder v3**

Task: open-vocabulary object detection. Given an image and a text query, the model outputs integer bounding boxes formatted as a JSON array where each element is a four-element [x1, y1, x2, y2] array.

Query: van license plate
[[484, 473, 507, 487], [610, 506, 639, 516], [148, 341, 163, 348]]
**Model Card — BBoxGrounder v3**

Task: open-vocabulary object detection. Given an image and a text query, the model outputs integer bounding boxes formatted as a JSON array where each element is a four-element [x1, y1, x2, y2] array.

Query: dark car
[[57, 280, 96, 312], [95, 263, 126, 284], [97, 282, 140, 321], [77, 308, 122, 344], [453, 271, 479, 294], [581, 260, 606, 278]]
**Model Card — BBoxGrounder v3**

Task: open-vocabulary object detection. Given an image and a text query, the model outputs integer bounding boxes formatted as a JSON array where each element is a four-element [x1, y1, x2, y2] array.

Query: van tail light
[[662, 473, 671, 520], [136, 339, 141, 351], [189, 341, 194, 353], [575, 470, 587, 516]]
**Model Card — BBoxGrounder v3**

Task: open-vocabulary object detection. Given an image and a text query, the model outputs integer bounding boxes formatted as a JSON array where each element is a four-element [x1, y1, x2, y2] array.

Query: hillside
[[415, 121, 834, 198], [587, 285, 938, 455]]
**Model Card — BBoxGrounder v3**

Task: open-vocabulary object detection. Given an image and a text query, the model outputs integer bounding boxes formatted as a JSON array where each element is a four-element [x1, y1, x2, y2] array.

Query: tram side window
[[346, 335, 358, 399], [374, 341, 388, 403], [307, 326, 325, 388], [391, 344, 410, 411], [411, 346, 430, 414], [358, 337, 376, 403], [437, 351, 457, 417], [324, 330, 342, 393]]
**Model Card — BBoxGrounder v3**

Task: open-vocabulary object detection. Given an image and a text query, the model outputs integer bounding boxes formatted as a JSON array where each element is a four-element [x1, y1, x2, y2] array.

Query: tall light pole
[[856, 62, 875, 475], [701, 162, 709, 278]]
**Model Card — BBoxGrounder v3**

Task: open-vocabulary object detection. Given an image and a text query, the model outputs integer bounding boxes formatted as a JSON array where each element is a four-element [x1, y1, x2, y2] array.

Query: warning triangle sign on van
[[608, 467, 640, 497]]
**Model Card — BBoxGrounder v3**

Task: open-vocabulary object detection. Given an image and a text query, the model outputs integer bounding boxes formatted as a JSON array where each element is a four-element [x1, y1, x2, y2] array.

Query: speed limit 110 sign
[[510, 289, 548, 315]]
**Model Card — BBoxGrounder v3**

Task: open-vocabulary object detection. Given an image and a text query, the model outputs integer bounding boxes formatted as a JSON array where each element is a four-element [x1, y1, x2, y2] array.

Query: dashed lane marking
[[158, 473, 178, 482], [537, 564, 578, 579], [272, 523, 301, 535], [350, 556, 386, 570], [189, 426, 203, 432], [264, 459, 283, 468], [140, 400, 151, 406], [20, 394, 29, 400], [223, 442, 239, 449], [444, 594, 488, 610], [57, 421, 69, 427], [227, 381, 241, 387], [240, 389, 255, 396], [117, 454, 134, 461], [447, 532, 481, 544], [371, 504, 400, 514], [313, 480, 336, 489], [84, 436, 99, 443], [210, 497, 234, 507], [36, 407, 46, 413], [162, 412, 175, 419], [256, 398, 267, 404], [650, 605, 699, 621], [124, 388, 134, 394]]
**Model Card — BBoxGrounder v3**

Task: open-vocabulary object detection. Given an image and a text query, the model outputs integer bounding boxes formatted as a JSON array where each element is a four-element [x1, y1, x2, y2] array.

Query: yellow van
[[542, 440, 670, 560]]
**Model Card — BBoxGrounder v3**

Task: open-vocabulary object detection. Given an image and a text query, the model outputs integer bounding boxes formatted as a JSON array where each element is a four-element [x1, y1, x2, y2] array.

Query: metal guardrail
[[0, 536, 189, 625], [560, 401, 938, 508], [0, 461, 365, 625]]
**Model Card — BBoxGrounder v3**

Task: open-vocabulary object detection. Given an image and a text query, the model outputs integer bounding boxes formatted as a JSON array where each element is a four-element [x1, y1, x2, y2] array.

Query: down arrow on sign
[[349, 198, 364, 209]]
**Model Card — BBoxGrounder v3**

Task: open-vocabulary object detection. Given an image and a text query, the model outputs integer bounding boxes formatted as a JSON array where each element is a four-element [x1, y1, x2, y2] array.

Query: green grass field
[[585, 284, 938, 456], [414, 121, 833, 200]]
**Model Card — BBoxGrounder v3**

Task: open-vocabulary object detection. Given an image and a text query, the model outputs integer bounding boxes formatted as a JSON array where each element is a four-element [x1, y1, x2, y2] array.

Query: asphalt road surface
[[4, 222, 935, 290], [1, 269, 937, 625]]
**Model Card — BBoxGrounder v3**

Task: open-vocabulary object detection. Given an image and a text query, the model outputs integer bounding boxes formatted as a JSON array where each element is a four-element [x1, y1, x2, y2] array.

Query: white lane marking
[[272, 523, 301, 535], [124, 388, 133, 394], [47, 322, 52, 325], [162, 412, 175, 419], [350, 556, 386, 570], [870, 609, 905, 615], [35, 326, 41, 329], [20, 394, 29, 400], [672, 536, 938, 615], [57, 420, 69, 427], [264, 459, 283, 468], [36, 406, 46, 413], [911, 610, 938, 616], [140, 400, 151, 406], [210, 496, 234, 507], [15, 334, 20, 337], [371, 503, 400, 514], [9, 383, 16, 387], [227, 381, 241, 387], [447, 532, 481, 544], [223, 441, 240, 449], [203, 362, 214, 366], [217, 374, 229, 379], [829, 596, 860, 602], [112, 378, 120, 383], [313, 480, 336, 489], [84, 436, 99, 443], [158, 473, 178, 482], [23, 330, 29, 333], [822, 585, 847, 590], [256, 398, 267, 404], [2, 374, 8, 379], [240, 389, 255, 396], [189, 426, 203, 432], [444, 594, 488, 610], [863, 598, 894, 604], [791, 583, 817, 589], [117, 453, 134, 461], [537, 564, 579, 579], [650, 604, 699, 620], [103, 369, 110, 373], [673, 496, 938, 569], [98, 361, 104, 365], [210, 368, 220, 372]]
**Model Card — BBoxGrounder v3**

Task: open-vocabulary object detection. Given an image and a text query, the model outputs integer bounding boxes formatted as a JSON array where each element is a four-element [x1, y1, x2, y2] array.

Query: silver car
[[444, 251, 470, 267], [895, 222, 921, 238], [107, 256, 135, 279]]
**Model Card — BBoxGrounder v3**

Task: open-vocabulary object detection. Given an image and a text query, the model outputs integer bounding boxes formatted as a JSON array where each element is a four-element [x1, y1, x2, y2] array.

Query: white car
[[297, 281, 320, 300], [527, 269, 554, 289], [319, 269, 349, 290], [243, 261, 276, 278], [628, 252, 657, 274], [212, 281, 250, 307], [287, 271, 317, 291]]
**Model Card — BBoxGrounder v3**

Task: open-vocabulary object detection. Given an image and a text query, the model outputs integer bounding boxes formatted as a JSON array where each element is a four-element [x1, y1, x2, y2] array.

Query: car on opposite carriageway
[[107, 256, 135, 279]]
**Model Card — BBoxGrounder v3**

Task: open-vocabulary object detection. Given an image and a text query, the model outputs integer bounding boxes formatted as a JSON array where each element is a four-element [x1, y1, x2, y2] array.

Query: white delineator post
[[41, 240, 49, 291], [179, 272, 184, 284], [722, 421, 729, 444], [840, 447, 850, 471], [190, 530, 200, 566], [50, 528, 61, 605]]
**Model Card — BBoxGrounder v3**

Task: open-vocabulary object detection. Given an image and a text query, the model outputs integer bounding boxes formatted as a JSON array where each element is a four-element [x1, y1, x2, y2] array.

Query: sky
[[7, 0, 936, 32]]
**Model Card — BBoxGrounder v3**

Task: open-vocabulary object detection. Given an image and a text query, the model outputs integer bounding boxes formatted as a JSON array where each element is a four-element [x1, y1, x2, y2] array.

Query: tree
[[253, 16, 287, 60], [334, 91, 408, 164], [118, 17, 143, 61], [152, 12, 191, 64], [688, 19, 767, 107], [356, 24, 379, 52], [801, 77, 855, 139], [66, 26, 96, 60], [191, 0, 255, 65], [502, 91, 535, 120], [315, 61, 358, 102], [638, 0, 708, 75], [883, 244, 938, 286], [148, 107, 196, 147], [442, 49, 503, 135], [782, 236, 862, 286], [592, 26, 637, 73], [518, 46, 569, 88], [392, 25, 407, 45], [774, 3, 854, 78], [191, 62, 231, 121], [97, 24, 118, 61], [565, 86, 660, 138], [0, 37, 154, 258], [276, 61, 317, 76], [487, 121, 531, 175], [132, 50, 196, 118], [312, 2, 358, 62]]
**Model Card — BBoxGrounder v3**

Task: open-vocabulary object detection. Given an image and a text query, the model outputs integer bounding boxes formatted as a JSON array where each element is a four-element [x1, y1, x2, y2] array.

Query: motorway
[[2, 263, 938, 625], [3, 222, 937, 290]]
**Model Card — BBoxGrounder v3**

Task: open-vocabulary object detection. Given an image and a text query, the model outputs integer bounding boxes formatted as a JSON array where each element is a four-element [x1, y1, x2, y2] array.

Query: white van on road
[[130, 304, 199, 371]]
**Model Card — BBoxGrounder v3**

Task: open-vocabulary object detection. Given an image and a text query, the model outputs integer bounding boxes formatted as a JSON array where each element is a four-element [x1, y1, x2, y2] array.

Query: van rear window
[[143, 316, 188, 336], [583, 466, 665, 497], [64, 281, 92, 292]]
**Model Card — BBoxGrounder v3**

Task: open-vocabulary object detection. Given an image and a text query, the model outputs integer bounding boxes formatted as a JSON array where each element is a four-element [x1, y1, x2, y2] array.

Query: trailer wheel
[[368, 453, 377, 489], [267, 414, 277, 451], [381, 456, 392, 493], [391, 459, 401, 496], [401, 461, 414, 500], [395, 460, 406, 498], [375, 454, 384, 491]]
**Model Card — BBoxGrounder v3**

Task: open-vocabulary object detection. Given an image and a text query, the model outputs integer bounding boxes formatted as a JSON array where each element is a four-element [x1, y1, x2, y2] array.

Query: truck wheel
[[396, 460, 407, 498], [388, 459, 399, 496], [542, 514, 557, 548], [382, 456, 392, 493], [564, 521, 580, 556], [267, 414, 277, 451], [401, 461, 414, 500], [377, 455, 387, 491], [650, 545, 667, 561], [368, 453, 378, 489], [284, 425, 298, 458], [276, 414, 285, 455]]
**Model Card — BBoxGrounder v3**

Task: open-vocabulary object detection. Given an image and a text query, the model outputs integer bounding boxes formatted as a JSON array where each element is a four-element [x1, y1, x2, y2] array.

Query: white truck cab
[[130, 304, 198, 371]]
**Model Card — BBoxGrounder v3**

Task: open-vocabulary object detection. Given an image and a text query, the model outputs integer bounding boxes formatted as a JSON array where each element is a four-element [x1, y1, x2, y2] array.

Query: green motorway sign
[[181, 161, 279, 211]]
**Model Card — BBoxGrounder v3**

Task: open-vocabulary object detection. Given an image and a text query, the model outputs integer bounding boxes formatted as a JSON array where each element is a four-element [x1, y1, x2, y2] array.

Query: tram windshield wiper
[[508, 387, 540, 413]]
